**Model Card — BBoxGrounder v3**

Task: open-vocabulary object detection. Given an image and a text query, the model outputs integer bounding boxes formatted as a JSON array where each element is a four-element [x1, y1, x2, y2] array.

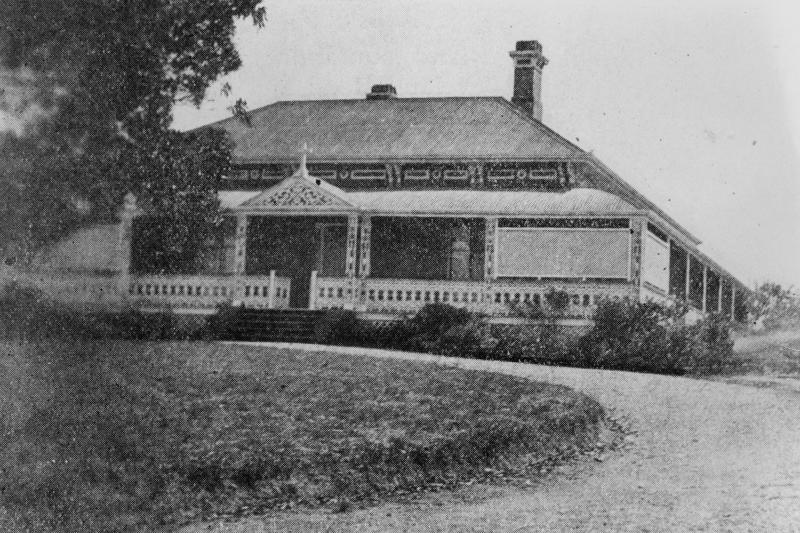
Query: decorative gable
[[239, 175, 355, 211]]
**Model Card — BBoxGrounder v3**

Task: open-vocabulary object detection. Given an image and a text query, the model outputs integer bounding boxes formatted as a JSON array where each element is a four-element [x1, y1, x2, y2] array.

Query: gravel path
[[189, 343, 800, 532]]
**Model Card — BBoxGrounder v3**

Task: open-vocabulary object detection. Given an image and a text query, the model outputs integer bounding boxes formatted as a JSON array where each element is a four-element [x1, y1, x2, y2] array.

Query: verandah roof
[[219, 187, 642, 217]]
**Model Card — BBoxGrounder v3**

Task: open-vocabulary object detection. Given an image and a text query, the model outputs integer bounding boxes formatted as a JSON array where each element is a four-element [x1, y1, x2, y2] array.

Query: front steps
[[224, 309, 326, 343]]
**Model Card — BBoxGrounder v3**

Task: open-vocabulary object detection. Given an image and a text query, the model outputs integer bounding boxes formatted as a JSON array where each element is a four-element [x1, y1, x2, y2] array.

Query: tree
[[0, 0, 265, 261], [750, 282, 800, 330]]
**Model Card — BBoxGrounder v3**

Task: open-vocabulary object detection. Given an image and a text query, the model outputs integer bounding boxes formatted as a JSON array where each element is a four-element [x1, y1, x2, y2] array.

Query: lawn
[[0, 339, 606, 532], [731, 328, 800, 375]]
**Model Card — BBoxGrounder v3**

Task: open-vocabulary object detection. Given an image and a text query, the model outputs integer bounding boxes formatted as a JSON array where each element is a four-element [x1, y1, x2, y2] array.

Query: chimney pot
[[366, 84, 398, 100]]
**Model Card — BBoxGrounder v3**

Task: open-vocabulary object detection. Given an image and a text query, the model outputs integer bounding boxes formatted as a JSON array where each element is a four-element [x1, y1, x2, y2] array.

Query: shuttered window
[[496, 228, 630, 279]]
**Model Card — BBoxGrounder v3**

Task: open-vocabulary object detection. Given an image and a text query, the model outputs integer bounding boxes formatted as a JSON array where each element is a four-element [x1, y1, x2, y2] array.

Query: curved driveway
[[198, 344, 800, 532]]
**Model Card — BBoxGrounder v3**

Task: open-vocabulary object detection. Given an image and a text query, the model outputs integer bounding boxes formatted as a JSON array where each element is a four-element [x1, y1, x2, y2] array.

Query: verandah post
[[356, 215, 371, 311], [685, 253, 692, 307], [345, 214, 364, 310], [233, 214, 248, 306], [309, 270, 318, 310], [484, 216, 498, 312], [702, 264, 708, 314], [268, 269, 276, 309]]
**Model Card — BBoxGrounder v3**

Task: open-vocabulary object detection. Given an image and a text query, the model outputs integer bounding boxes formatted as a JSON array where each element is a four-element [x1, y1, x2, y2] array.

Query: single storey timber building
[[6, 40, 749, 323]]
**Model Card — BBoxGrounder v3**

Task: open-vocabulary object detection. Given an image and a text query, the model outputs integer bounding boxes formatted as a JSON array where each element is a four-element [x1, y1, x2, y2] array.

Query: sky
[[173, 1, 797, 289]]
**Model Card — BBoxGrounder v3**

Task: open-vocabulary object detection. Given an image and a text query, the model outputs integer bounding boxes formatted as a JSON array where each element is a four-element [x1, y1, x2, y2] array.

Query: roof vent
[[366, 84, 398, 100]]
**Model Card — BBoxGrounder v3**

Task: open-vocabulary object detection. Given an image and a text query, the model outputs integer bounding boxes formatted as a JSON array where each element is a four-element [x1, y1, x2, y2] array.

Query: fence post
[[309, 270, 318, 310], [268, 270, 276, 309]]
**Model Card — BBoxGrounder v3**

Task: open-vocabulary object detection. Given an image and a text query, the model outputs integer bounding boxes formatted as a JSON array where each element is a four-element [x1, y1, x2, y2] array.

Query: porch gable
[[236, 173, 356, 213]]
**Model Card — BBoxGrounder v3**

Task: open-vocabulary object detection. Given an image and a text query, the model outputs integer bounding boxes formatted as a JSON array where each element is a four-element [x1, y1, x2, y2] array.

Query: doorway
[[246, 216, 348, 308]]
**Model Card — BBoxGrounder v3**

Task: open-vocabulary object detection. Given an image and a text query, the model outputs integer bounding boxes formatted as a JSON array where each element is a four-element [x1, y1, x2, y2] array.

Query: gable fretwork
[[223, 160, 575, 192]]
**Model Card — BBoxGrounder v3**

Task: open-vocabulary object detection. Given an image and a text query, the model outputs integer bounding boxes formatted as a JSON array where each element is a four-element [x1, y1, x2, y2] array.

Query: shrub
[[388, 304, 497, 358], [576, 298, 734, 375], [313, 309, 366, 346], [492, 323, 576, 365], [687, 313, 735, 374], [204, 301, 242, 340]]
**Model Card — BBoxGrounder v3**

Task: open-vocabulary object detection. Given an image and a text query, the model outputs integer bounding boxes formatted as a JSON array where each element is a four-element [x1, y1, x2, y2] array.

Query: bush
[[204, 301, 243, 340], [386, 303, 497, 358], [688, 313, 735, 374], [576, 299, 734, 375], [313, 309, 367, 346], [492, 323, 576, 365]]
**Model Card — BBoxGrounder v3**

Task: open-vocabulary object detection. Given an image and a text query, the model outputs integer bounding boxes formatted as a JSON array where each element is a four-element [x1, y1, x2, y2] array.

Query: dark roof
[[201, 97, 583, 163]]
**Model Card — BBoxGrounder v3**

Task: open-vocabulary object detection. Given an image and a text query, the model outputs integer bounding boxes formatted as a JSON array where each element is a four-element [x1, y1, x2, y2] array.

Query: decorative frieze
[[226, 161, 567, 191]]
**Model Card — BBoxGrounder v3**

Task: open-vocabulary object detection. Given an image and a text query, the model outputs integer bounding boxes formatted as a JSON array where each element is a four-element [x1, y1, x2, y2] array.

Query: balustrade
[[315, 277, 352, 309], [487, 281, 633, 318], [129, 273, 291, 310], [240, 275, 291, 309], [129, 274, 234, 310], [362, 278, 487, 314]]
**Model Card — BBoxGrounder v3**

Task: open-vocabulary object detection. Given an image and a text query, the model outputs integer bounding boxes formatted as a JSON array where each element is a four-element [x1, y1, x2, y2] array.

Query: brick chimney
[[509, 40, 548, 121], [366, 84, 398, 100]]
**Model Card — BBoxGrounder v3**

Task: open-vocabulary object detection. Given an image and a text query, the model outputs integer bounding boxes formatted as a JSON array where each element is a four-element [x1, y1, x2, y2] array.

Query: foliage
[[492, 324, 577, 366], [510, 287, 571, 320], [383, 303, 497, 358], [310, 300, 735, 377], [313, 309, 368, 346], [0, 341, 605, 531], [126, 128, 230, 274], [729, 329, 800, 375], [0, 0, 264, 259], [577, 299, 735, 375], [689, 312, 735, 374], [204, 301, 243, 340], [749, 282, 800, 331]]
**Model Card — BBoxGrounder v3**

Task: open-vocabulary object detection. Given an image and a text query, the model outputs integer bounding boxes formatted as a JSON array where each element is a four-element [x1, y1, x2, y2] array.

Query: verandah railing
[[129, 272, 291, 311], [3, 264, 631, 318], [313, 276, 633, 318]]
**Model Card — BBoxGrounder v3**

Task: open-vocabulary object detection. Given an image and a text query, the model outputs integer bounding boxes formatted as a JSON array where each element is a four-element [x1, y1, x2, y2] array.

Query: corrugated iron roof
[[221, 187, 639, 217], [201, 97, 583, 162], [347, 188, 639, 216]]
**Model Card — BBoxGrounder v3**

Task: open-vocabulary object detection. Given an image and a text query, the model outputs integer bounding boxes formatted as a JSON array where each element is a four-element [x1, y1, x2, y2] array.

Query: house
[[5, 40, 749, 323]]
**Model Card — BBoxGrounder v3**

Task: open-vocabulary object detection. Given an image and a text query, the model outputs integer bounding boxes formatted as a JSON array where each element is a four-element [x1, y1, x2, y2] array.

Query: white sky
[[175, 0, 799, 290]]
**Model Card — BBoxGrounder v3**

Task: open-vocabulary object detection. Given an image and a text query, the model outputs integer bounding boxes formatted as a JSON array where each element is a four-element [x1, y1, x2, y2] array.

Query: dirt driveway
[[189, 344, 800, 532]]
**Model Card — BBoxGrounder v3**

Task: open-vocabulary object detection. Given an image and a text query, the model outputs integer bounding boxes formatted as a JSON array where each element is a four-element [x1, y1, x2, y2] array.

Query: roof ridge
[[187, 96, 511, 132], [271, 95, 505, 105]]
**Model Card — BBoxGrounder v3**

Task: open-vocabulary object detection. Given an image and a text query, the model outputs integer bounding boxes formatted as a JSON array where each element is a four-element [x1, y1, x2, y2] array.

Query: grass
[[0, 339, 606, 532], [729, 328, 800, 375]]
